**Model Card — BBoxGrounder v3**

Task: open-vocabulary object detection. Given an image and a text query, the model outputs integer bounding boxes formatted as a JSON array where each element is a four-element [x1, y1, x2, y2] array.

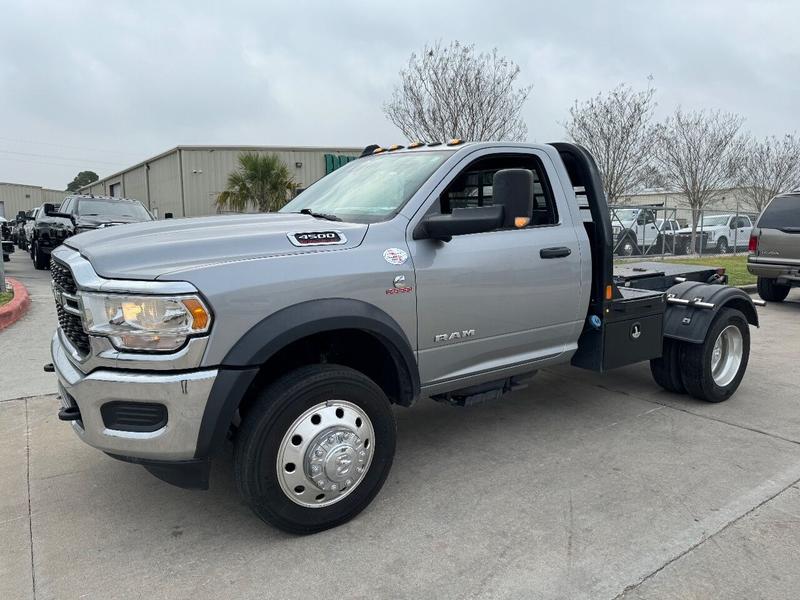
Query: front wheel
[[234, 364, 396, 534], [33, 242, 48, 270], [679, 308, 750, 402], [715, 237, 729, 254]]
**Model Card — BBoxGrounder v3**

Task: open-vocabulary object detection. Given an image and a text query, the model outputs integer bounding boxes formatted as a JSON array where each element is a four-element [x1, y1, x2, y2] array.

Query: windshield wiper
[[298, 208, 341, 222]]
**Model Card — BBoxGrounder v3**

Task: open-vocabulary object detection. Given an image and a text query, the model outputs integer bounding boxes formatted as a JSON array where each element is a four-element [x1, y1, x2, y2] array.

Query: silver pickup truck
[[48, 141, 759, 534]]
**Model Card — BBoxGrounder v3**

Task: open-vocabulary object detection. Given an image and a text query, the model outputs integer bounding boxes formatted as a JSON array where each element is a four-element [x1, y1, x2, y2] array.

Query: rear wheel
[[650, 338, 686, 394], [618, 234, 639, 256], [234, 364, 396, 534], [679, 308, 749, 402], [756, 277, 790, 302]]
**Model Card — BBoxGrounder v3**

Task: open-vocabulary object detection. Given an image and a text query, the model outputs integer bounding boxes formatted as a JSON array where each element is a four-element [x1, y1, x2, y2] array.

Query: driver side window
[[438, 154, 558, 228]]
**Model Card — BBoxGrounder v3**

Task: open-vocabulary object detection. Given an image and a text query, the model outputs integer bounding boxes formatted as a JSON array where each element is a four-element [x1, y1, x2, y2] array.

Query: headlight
[[80, 292, 211, 351]]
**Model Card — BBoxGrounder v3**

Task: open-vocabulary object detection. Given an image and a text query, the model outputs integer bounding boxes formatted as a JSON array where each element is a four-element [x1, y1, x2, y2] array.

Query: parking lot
[[2, 249, 800, 600]]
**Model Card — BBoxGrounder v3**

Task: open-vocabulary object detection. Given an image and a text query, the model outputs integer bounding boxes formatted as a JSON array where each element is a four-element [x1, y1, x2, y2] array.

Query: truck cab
[[48, 141, 759, 534]]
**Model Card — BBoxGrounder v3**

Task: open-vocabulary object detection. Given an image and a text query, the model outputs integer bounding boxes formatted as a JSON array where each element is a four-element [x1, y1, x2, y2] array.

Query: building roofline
[[0, 181, 65, 193], [80, 144, 365, 191]]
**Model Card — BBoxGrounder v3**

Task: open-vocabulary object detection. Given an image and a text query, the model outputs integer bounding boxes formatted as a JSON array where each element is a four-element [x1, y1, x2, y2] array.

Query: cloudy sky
[[1, 0, 798, 190]]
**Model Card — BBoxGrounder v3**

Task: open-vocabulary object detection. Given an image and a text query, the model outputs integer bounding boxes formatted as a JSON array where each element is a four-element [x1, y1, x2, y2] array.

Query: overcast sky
[[1, 0, 798, 190]]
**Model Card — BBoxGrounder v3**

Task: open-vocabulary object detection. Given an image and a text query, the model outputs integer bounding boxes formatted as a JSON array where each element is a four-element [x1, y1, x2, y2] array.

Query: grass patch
[[0, 289, 12, 306], [663, 255, 756, 287]]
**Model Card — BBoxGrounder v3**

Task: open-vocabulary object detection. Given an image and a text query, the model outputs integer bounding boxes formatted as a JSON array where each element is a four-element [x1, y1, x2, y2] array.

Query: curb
[[0, 277, 31, 331]]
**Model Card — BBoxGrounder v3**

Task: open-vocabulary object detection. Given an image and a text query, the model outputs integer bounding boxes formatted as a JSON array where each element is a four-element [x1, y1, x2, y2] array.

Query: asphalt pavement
[[1, 249, 799, 600]]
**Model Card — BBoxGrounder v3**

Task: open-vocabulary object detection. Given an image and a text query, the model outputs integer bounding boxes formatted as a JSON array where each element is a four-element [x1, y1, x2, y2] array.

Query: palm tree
[[216, 152, 295, 213]]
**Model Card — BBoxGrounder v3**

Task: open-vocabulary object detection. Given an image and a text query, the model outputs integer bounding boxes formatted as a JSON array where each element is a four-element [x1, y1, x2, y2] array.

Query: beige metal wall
[[80, 145, 362, 218], [179, 147, 360, 217], [0, 183, 66, 219], [619, 188, 751, 212]]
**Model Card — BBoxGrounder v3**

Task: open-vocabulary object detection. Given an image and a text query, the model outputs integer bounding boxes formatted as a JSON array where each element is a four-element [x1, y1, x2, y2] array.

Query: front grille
[[51, 258, 91, 355], [51, 259, 77, 293]]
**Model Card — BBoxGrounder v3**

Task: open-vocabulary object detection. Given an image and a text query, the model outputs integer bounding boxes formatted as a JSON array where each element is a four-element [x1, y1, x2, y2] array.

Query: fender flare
[[195, 298, 419, 459], [663, 281, 759, 344]]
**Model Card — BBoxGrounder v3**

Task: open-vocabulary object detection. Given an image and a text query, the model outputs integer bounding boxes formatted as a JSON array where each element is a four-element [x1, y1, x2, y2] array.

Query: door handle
[[540, 246, 572, 259]]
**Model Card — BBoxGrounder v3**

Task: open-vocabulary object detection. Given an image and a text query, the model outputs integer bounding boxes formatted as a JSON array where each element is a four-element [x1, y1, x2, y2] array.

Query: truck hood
[[65, 213, 368, 280]]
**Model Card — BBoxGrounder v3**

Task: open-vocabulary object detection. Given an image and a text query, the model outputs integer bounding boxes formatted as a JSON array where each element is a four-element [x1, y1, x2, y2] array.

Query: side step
[[431, 373, 536, 407]]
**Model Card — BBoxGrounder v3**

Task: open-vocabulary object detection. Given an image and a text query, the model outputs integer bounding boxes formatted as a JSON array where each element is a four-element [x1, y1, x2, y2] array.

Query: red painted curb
[[0, 277, 31, 331]]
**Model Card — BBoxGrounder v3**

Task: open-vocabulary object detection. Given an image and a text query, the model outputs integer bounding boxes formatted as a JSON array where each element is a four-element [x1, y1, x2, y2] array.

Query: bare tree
[[654, 109, 747, 250], [738, 134, 800, 212], [564, 83, 659, 203], [383, 41, 531, 142]]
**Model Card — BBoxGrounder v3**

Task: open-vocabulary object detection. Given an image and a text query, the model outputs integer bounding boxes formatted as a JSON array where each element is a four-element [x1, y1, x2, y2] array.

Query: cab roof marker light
[[446, 138, 464, 146], [427, 141, 443, 147], [372, 147, 386, 154], [387, 144, 405, 151], [408, 141, 425, 149]]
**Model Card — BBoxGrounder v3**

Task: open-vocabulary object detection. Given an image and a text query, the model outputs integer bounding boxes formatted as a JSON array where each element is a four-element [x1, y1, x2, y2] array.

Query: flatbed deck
[[613, 261, 725, 292]]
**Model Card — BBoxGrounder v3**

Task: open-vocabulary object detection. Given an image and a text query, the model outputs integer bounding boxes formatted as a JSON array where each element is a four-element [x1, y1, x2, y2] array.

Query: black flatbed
[[613, 261, 725, 292]]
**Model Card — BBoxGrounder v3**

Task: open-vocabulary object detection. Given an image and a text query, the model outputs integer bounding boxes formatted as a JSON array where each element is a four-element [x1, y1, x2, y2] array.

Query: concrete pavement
[[1, 250, 799, 599]]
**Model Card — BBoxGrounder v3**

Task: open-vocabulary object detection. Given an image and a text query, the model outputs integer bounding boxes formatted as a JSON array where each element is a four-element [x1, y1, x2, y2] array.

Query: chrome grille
[[51, 258, 90, 355], [51, 259, 78, 294]]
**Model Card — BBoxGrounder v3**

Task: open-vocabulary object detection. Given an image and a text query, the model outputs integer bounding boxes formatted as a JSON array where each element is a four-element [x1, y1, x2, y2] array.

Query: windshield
[[700, 215, 730, 227], [78, 199, 152, 220], [280, 151, 452, 223], [614, 209, 639, 221]]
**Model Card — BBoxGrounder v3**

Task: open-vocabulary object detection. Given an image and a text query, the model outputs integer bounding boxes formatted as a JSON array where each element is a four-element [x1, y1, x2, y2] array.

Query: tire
[[33, 242, 48, 270], [618, 235, 639, 257], [234, 364, 396, 534], [650, 338, 686, 394], [679, 308, 750, 402], [756, 277, 790, 303], [715, 237, 729, 254]]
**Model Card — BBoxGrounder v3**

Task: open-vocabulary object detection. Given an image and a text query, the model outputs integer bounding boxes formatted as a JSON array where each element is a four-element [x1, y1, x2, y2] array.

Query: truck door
[[408, 149, 585, 389]]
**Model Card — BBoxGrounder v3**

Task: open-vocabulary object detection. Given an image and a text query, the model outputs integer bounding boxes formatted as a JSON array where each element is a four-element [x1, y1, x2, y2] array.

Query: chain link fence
[[608, 204, 759, 261]]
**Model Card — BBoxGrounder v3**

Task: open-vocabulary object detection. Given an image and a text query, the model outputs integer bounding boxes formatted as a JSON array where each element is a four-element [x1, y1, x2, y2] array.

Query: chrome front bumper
[[51, 332, 218, 460]]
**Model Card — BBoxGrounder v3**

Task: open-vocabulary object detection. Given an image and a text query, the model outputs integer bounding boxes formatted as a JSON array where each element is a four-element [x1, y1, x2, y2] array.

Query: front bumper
[[51, 332, 217, 461]]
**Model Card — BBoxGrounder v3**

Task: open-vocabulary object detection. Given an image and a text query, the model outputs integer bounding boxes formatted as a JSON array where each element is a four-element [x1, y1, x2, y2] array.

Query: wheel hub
[[710, 325, 743, 387], [305, 427, 368, 491], [276, 400, 374, 508]]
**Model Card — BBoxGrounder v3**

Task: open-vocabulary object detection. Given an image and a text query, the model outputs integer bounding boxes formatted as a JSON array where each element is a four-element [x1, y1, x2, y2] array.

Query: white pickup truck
[[675, 214, 753, 254]]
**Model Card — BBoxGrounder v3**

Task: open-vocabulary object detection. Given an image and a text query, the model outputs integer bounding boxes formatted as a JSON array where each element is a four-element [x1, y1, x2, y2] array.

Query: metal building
[[0, 182, 65, 220], [80, 145, 363, 218]]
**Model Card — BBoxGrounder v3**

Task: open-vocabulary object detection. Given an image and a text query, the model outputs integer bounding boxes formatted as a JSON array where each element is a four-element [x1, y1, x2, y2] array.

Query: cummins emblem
[[630, 322, 642, 340], [435, 329, 476, 343]]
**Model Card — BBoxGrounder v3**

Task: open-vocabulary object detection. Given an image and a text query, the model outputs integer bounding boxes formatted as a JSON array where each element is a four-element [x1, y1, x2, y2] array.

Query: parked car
[[646, 218, 681, 254], [24, 206, 41, 252], [11, 211, 29, 249], [675, 214, 753, 254], [748, 192, 800, 302], [1, 217, 12, 262], [47, 141, 759, 534], [31, 195, 153, 269], [611, 207, 662, 255]]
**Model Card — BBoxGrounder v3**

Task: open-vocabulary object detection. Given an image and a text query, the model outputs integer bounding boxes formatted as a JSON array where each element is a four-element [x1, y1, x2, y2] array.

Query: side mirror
[[492, 169, 535, 228], [43, 203, 55, 216], [415, 205, 505, 241], [164, 212, 174, 219], [17, 211, 26, 219]]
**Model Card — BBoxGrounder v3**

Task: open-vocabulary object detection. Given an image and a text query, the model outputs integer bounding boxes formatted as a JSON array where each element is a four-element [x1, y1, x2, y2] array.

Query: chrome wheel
[[710, 325, 743, 387], [276, 400, 374, 509]]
